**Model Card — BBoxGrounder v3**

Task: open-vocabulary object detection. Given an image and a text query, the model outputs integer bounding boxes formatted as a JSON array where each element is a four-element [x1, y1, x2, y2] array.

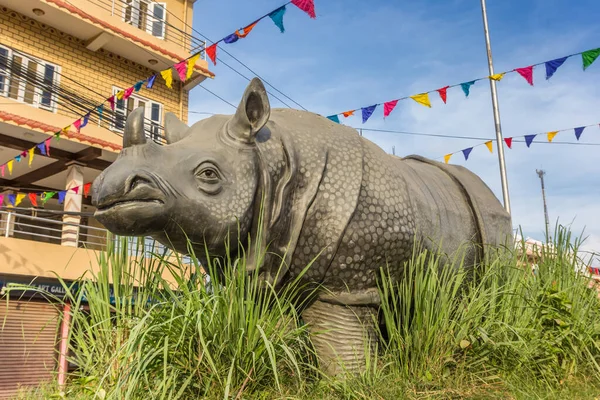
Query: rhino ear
[[164, 112, 190, 144], [123, 106, 146, 148], [228, 78, 270, 144]]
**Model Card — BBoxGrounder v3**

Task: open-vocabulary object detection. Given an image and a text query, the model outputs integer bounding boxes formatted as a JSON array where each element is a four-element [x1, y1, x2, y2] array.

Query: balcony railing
[[87, 0, 206, 57], [0, 209, 179, 258]]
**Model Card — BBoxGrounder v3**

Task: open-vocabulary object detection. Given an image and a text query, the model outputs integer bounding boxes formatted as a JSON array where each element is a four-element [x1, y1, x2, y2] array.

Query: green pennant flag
[[41, 191, 57, 205], [582, 48, 600, 70]]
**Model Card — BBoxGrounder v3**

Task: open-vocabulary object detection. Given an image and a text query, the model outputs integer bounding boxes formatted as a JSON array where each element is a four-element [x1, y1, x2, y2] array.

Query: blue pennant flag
[[574, 126, 585, 140], [80, 113, 90, 129], [223, 33, 239, 44], [58, 191, 66, 204], [37, 143, 46, 156], [462, 147, 473, 160], [15, 155, 21, 162], [134, 80, 144, 92], [327, 115, 340, 123], [269, 6, 286, 33], [97, 105, 104, 122], [524, 134, 536, 147], [545, 56, 568, 80], [461, 81, 476, 97], [361, 105, 377, 123], [7, 194, 15, 206], [147, 74, 157, 89]]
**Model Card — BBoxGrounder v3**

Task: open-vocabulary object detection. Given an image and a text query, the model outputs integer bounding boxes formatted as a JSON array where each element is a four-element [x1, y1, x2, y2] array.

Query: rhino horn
[[228, 78, 271, 144], [123, 106, 147, 148], [164, 112, 190, 144]]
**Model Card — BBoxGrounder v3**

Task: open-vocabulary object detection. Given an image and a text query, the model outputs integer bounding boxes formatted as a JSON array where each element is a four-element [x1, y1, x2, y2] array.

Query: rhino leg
[[301, 300, 378, 376]]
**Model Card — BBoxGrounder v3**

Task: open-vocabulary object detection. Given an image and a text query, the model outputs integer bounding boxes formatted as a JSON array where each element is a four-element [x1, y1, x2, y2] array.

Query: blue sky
[[188, 0, 600, 264]]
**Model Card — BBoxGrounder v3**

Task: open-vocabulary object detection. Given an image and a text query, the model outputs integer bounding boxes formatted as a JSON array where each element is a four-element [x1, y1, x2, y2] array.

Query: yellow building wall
[[0, 5, 189, 125]]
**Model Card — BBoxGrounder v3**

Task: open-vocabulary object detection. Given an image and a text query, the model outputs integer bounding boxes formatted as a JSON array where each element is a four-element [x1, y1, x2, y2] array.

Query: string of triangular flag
[[441, 122, 599, 164], [326, 46, 600, 124], [169, 0, 316, 70], [0, 182, 93, 208]]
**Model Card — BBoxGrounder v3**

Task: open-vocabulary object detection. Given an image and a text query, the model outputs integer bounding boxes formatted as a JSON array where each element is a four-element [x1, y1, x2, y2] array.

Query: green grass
[[6, 223, 600, 399]]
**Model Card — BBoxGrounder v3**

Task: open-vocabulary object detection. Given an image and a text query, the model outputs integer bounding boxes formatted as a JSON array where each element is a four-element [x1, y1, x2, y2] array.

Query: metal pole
[[480, 0, 511, 215], [536, 169, 550, 242]]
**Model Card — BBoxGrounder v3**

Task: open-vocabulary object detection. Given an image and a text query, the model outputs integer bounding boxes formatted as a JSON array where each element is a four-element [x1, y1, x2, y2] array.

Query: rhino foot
[[302, 300, 378, 377]]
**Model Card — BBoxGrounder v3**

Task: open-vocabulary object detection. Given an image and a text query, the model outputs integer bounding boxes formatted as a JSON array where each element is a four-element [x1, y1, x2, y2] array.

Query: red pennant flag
[[28, 192, 38, 207], [84, 182, 92, 198], [504, 137, 513, 149], [383, 100, 398, 118], [108, 95, 115, 110], [291, 0, 316, 18], [515, 66, 534, 86], [72, 186, 80, 195], [436, 86, 449, 104], [206, 44, 217, 65]]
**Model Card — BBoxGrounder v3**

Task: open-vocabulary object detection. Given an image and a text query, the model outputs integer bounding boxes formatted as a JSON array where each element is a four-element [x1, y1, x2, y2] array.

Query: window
[[123, 1, 167, 40], [111, 87, 164, 143], [0, 45, 59, 112]]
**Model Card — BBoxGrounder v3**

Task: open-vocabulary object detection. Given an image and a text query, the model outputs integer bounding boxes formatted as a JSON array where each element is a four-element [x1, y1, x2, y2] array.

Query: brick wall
[[0, 5, 189, 125]]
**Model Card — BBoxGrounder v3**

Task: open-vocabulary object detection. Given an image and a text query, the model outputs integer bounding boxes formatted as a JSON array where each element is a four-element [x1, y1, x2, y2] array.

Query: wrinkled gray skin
[[92, 78, 512, 376]]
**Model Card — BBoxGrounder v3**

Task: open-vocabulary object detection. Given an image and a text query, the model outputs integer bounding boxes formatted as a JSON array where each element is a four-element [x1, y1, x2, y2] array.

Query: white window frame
[[0, 44, 60, 113], [122, 0, 167, 40], [111, 86, 164, 143]]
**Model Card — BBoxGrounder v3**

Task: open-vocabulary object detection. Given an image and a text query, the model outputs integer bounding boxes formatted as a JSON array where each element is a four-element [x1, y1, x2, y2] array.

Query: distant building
[[0, 0, 213, 397]]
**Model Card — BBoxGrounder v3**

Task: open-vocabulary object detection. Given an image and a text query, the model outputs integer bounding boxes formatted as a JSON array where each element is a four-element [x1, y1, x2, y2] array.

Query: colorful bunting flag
[[410, 93, 431, 108], [61, 126, 69, 138], [582, 48, 600, 70], [269, 6, 286, 33], [0, 165, 4, 177], [342, 110, 355, 118], [485, 141, 493, 153], [223, 33, 239, 44], [525, 134, 536, 147], [489, 73, 505, 81], [15, 155, 21, 163], [15, 193, 25, 207], [444, 154, 452, 164], [0, 194, 3, 206], [41, 191, 56, 205], [206, 44, 217, 65], [97, 105, 104, 122], [461, 81, 476, 97], [123, 86, 135, 101], [7, 194, 15, 207], [147, 74, 157, 89], [462, 147, 473, 160], [186, 53, 200, 80], [45, 138, 51, 156], [515, 66, 534, 86], [84, 183, 92, 198], [327, 115, 340, 123], [504, 137, 513, 149], [383, 100, 398, 117], [108, 96, 115, 110], [81, 113, 90, 130], [236, 22, 258, 38], [28, 193, 38, 207], [547, 131, 558, 142], [73, 118, 82, 133], [361, 105, 377, 123], [161, 68, 174, 89], [28, 147, 34, 166], [58, 191, 66, 204], [116, 90, 125, 101], [545, 56, 568, 80], [133, 80, 144, 92], [437, 86, 449, 104], [7, 160, 13, 175], [574, 126, 585, 140], [291, 0, 316, 18], [174, 60, 188, 81]]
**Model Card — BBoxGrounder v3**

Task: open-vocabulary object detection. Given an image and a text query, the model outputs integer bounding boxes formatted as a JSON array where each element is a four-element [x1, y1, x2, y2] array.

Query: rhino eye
[[197, 167, 220, 183]]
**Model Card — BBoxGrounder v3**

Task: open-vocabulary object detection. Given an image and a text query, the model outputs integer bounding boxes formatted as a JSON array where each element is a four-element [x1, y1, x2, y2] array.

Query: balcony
[[0, 0, 214, 87]]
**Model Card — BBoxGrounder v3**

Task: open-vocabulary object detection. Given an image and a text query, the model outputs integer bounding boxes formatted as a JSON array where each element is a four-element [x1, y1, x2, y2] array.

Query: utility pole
[[536, 169, 550, 242], [480, 0, 511, 216]]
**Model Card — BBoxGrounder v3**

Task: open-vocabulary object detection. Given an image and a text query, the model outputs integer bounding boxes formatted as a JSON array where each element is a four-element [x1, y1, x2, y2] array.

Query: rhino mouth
[[96, 198, 164, 212]]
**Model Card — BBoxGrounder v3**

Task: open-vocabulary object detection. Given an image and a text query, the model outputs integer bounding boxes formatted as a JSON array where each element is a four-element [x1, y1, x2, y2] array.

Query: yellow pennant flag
[[489, 73, 505, 81], [186, 53, 200, 80], [7, 160, 13, 175], [547, 131, 558, 142], [161, 68, 173, 89], [15, 193, 25, 207], [410, 93, 431, 108], [116, 90, 125, 100], [61, 125, 70, 136], [28, 147, 34, 167], [485, 141, 493, 153], [444, 154, 452, 164]]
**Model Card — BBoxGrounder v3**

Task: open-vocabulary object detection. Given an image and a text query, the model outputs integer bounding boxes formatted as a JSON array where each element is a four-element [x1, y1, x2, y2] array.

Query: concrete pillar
[[61, 162, 84, 247], [1, 190, 15, 237]]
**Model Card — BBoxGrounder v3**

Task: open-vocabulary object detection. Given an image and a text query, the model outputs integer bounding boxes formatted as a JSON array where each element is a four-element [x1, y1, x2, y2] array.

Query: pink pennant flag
[[123, 86, 135, 101], [0, 194, 3, 206], [73, 118, 82, 133], [436, 86, 449, 104], [45, 138, 51, 156], [108, 95, 115, 110], [174, 60, 188, 81], [72, 186, 80, 195], [383, 100, 398, 118], [291, 0, 316, 18], [0, 164, 4, 177], [515, 66, 534, 86]]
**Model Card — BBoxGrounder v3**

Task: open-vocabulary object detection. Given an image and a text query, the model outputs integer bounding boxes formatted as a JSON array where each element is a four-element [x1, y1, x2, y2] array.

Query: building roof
[[0, 111, 122, 151]]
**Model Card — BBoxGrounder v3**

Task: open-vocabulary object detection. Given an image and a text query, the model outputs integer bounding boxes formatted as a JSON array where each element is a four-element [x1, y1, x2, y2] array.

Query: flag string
[[0, 182, 93, 208], [326, 47, 600, 124]]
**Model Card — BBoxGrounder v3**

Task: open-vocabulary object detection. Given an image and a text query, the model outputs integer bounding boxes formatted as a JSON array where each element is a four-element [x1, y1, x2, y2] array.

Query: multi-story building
[[0, 0, 213, 397]]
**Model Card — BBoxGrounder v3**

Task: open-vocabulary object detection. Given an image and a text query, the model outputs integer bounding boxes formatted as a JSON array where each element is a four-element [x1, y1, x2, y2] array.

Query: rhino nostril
[[126, 175, 154, 194]]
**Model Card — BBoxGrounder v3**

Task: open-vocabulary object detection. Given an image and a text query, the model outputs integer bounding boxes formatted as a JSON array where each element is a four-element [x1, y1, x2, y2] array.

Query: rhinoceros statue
[[92, 78, 512, 376]]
